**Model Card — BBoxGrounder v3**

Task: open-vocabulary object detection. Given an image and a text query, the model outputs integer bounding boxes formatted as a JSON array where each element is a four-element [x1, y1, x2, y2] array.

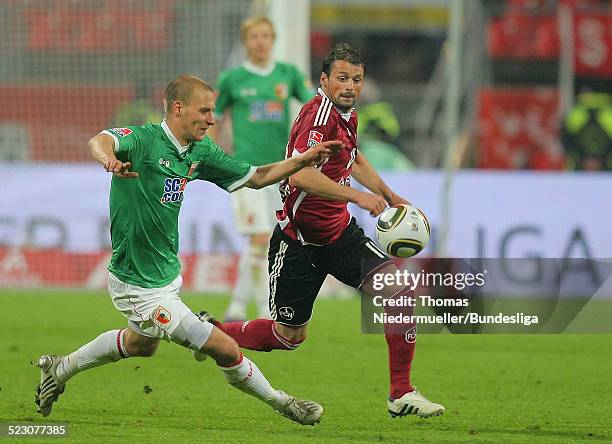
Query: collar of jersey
[[317, 88, 353, 122], [244, 60, 276, 77], [161, 119, 191, 156]]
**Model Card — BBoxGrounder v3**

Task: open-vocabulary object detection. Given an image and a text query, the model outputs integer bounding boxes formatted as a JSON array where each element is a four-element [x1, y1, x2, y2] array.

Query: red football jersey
[[277, 89, 358, 245]]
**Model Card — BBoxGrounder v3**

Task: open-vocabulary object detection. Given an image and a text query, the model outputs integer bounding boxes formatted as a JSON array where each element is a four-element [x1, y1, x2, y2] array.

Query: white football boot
[[33, 354, 66, 417], [275, 390, 324, 425], [387, 389, 445, 418]]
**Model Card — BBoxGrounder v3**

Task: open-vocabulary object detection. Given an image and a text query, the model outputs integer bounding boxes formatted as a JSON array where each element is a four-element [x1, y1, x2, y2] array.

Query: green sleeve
[[198, 139, 257, 192], [102, 126, 149, 162], [215, 70, 232, 116], [291, 65, 314, 103]]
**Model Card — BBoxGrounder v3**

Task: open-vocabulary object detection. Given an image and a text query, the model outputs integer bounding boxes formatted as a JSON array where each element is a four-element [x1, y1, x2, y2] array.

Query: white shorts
[[232, 184, 282, 234], [107, 272, 213, 347]]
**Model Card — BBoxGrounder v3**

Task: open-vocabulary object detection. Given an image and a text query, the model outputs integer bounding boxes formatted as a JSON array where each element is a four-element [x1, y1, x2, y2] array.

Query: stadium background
[[1, 1, 612, 442], [1, 0, 610, 291]]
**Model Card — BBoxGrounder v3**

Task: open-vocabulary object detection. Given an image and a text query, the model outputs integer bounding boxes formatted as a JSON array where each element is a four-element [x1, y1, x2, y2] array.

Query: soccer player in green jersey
[[32, 75, 342, 425], [213, 16, 314, 321]]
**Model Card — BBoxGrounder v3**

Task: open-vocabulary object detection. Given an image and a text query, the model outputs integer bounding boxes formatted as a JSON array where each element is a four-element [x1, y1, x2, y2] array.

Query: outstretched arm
[[289, 167, 388, 217], [351, 152, 407, 206], [88, 133, 138, 178], [245, 141, 343, 189]]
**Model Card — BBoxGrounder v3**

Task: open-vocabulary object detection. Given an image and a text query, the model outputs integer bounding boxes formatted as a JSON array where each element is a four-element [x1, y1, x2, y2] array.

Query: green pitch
[[2, 290, 611, 443]]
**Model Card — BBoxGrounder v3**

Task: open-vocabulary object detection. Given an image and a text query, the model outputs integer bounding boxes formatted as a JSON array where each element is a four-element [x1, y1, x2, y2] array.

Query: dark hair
[[321, 43, 366, 76], [164, 75, 214, 112]]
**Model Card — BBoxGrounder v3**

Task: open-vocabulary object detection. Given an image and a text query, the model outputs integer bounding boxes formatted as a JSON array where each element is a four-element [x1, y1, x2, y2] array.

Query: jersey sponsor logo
[[275, 82, 288, 100], [240, 87, 257, 97], [250, 101, 284, 121], [109, 127, 133, 138], [307, 130, 324, 147], [161, 177, 187, 203], [278, 306, 294, 320], [153, 306, 172, 326], [338, 176, 351, 187]]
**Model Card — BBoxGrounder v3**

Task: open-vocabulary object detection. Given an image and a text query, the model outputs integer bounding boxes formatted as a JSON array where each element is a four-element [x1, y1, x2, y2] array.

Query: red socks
[[383, 289, 416, 399], [216, 305, 414, 399], [384, 330, 416, 399], [217, 319, 303, 352]]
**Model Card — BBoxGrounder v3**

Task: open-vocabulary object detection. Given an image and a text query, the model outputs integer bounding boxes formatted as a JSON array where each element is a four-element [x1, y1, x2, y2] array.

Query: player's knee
[[126, 341, 158, 357], [201, 327, 241, 366], [211, 338, 240, 366], [222, 340, 241, 362], [274, 322, 307, 347], [124, 329, 159, 357], [286, 332, 306, 347], [137, 344, 158, 357]]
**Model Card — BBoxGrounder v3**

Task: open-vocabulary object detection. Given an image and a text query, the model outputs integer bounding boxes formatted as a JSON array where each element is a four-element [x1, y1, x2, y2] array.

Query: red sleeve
[[290, 100, 334, 156]]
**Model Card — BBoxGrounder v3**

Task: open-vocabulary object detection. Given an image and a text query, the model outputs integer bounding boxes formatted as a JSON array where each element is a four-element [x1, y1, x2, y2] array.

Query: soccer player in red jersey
[[204, 43, 445, 418]]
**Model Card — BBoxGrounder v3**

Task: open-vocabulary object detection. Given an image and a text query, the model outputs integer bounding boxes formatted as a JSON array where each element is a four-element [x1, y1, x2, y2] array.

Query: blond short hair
[[163, 75, 214, 112], [240, 16, 276, 43]]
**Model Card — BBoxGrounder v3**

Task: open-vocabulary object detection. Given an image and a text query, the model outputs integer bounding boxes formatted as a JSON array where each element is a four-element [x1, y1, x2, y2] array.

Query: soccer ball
[[375, 204, 431, 258]]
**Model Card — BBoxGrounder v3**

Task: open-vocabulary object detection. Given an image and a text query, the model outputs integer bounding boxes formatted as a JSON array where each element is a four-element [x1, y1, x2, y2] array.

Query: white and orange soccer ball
[[375, 204, 431, 258]]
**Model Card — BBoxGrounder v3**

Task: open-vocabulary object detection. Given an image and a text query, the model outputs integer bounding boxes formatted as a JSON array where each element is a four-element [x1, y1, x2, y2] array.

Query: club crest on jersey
[[188, 162, 200, 177], [307, 130, 324, 147], [159, 158, 171, 168], [275, 83, 288, 100], [153, 306, 172, 326], [109, 127, 133, 138], [161, 177, 187, 203]]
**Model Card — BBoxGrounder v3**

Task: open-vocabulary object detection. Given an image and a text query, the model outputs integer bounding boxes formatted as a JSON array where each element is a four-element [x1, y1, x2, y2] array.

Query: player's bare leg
[[274, 323, 307, 344]]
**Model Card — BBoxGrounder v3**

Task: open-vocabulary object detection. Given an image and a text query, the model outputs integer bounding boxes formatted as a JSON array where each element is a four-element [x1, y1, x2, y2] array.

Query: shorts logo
[[278, 306, 294, 320], [153, 306, 172, 326], [405, 326, 417, 344], [109, 127, 133, 138], [307, 130, 324, 148]]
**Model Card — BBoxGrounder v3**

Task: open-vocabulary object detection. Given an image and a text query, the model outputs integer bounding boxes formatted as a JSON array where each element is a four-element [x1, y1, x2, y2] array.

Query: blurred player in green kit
[[32, 74, 342, 425], [212, 16, 314, 321]]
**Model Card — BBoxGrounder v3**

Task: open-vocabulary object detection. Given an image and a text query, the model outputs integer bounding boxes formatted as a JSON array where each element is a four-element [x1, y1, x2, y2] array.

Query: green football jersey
[[102, 122, 256, 288], [216, 61, 313, 165]]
